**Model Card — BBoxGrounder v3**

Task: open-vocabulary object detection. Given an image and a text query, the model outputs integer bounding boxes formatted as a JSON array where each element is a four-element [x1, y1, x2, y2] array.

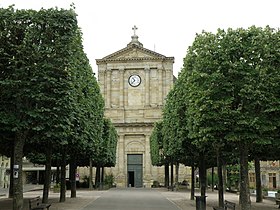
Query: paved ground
[[0, 185, 278, 210], [82, 188, 180, 210]]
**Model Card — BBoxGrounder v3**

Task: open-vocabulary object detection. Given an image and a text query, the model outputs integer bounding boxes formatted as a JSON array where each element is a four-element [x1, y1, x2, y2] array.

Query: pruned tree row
[[150, 26, 280, 210], [0, 6, 117, 210]]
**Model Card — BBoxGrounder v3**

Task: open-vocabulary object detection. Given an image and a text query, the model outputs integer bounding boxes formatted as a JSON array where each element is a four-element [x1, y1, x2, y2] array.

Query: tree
[[181, 26, 280, 210], [92, 118, 117, 189], [163, 79, 194, 190], [150, 121, 172, 187], [0, 7, 48, 209], [0, 5, 105, 208], [150, 121, 164, 166]]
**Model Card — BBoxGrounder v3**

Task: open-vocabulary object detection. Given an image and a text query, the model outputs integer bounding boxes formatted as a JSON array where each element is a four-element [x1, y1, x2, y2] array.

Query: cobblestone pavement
[[0, 186, 278, 210]]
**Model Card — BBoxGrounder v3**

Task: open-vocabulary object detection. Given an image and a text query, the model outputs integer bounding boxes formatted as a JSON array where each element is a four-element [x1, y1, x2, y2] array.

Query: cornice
[[96, 57, 174, 64], [96, 44, 174, 64], [113, 122, 154, 127]]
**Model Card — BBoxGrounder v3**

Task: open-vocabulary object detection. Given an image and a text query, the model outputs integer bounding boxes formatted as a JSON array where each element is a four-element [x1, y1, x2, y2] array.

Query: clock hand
[[131, 77, 135, 84]]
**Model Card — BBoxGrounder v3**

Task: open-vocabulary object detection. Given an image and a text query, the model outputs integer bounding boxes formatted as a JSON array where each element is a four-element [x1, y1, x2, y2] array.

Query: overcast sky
[[1, 0, 279, 76]]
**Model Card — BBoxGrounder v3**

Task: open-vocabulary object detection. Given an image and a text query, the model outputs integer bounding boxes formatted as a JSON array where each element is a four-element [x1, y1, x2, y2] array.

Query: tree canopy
[[0, 6, 106, 208], [153, 26, 280, 210]]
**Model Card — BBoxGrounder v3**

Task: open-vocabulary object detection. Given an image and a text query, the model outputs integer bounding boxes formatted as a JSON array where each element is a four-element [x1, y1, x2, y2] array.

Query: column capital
[[99, 68, 106, 72], [157, 64, 163, 69]]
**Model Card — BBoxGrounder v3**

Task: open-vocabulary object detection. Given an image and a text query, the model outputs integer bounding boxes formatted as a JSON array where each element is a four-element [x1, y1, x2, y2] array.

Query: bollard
[[195, 195, 207, 210]]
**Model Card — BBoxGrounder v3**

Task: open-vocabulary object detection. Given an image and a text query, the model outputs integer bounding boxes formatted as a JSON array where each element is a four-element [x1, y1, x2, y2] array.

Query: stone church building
[[95, 27, 189, 187]]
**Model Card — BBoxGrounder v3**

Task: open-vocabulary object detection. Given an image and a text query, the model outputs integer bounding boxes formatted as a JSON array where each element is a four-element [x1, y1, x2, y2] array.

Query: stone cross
[[132, 25, 138, 36]]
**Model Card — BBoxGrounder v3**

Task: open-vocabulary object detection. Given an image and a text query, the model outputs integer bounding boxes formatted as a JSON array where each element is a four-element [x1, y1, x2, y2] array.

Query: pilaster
[[119, 68, 124, 108], [158, 68, 163, 106], [145, 134, 152, 177], [145, 67, 150, 106], [118, 134, 125, 174], [124, 71, 128, 107], [106, 69, 112, 108]]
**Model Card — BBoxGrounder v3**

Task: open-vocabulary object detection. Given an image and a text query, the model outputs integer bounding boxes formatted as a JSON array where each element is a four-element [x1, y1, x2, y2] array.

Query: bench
[[213, 200, 236, 210], [29, 196, 51, 210], [276, 199, 280, 208]]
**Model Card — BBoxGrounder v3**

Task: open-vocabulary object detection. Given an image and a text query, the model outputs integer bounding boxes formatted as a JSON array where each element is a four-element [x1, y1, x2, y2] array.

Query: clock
[[128, 75, 141, 87]]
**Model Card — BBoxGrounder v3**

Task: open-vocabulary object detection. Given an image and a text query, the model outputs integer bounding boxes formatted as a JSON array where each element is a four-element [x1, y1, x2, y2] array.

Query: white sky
[[1, 0, 279, 77]]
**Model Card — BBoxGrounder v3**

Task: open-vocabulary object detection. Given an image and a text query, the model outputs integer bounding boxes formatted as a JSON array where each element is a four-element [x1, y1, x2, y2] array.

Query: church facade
[[96, 27, 178, 187]]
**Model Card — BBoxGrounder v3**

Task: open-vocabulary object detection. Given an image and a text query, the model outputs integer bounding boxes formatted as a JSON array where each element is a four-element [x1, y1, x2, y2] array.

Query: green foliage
[[104, 173, 114, 187], [156, 26, 280, 207], [92, 118, 118, 167], [177, 26, 280, 207], [207, 173, 218, 186], [227, 164, 240, 187], [0, 5, 105, 170], [150, 121, 164, 166], [0, 6, 79, 150], [0, 6, 90, 207], [162, 83, 188, 160], [152, 180, 160, 188], [182, 26, 280, 149]]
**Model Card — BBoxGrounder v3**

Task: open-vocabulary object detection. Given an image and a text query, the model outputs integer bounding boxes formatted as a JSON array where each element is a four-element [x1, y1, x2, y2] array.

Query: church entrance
[[127, 154, 143, 187]]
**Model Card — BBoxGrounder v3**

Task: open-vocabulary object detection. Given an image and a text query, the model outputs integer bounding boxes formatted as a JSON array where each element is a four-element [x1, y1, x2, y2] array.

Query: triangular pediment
[[102, 44, 167, 60], [112, 48, 155, 59]]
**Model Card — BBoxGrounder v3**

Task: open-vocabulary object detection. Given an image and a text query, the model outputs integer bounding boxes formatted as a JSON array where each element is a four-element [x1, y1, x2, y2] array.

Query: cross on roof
[[132, 25, 138, 36]]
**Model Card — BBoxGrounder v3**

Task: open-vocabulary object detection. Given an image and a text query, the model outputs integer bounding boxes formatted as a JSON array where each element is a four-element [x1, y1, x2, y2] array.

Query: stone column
[[119, 68, 124, 108], [98, 69, 105, 97], [114, 134, 125, 187], [145, 67, 150, 106], [118, 135, 125, 174], [162, 69, 167, 101], [167, 69, 173, 94], [124, 71, 128, 107], [145, 134, 152, 179], [158, 68, 163, 106], [106, 69, 112, 108]]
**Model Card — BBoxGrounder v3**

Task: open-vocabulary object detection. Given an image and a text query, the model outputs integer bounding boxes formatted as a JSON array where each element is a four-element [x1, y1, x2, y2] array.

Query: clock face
[[128, 75, 141, 87]]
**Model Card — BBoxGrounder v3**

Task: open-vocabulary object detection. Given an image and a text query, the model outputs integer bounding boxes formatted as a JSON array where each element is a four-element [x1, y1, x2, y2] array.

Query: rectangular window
[[268, 173, 276, 189], [249, 173, 255, 183]]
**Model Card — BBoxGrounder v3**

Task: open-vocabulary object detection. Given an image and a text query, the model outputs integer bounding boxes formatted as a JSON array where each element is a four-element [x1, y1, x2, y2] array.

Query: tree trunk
[[95, 166, 100, 189], [13, 132, 25, 210], [198, 152, 207, 210], [254, 157, 262, 202], [9, 151, 14, 198], [164, 162, 169, 188], [89, 159, 93, 190], [70, 157, 76, 198], [60, 150, 66, 202], [42, 147, 52, 203], [170, 162, 174, 191], [239, 143, 251, 210], [211, 167, 214, 192], [217, 150, 224, 208], [175, 162, 179, 191], [101, 166, 104, 190], [56, 160, 60, 184], [191, 164, 195, 200], [199, 152, 206, 196]]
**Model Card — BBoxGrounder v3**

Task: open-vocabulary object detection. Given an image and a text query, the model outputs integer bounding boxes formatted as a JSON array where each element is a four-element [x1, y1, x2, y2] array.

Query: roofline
[[96, 56, 174, 64], [96, 43, 174, 64]]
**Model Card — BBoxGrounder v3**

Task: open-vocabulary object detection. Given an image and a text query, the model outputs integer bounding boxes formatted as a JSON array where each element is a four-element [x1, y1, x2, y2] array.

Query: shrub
[[104, 173, 114, 188]]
